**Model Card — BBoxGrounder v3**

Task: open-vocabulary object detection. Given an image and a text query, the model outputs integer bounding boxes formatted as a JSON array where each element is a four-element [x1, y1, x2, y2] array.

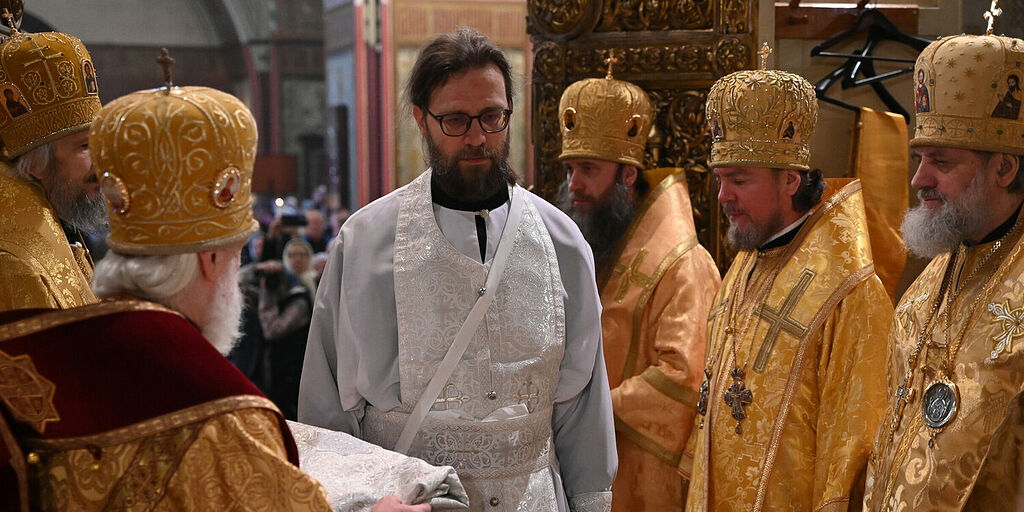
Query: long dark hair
[[405, 28, 514, 111]]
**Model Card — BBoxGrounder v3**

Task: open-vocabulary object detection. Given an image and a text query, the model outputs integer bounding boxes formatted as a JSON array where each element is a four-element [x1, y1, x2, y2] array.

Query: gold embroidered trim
[[22, 395, 279, 451], [753, 264, 874, 511], [622, 235, 700, 378], [814, 497, 851, 512], [0, 299, 179, 343], [108, 219, 258, 256], [613, 415, 682, 467], [639, 366, 700, 407], [0, 349, 59, 433]]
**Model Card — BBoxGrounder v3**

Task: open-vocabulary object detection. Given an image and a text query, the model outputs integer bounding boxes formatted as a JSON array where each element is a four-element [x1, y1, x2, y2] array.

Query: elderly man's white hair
[[93, 252, 242, 355]]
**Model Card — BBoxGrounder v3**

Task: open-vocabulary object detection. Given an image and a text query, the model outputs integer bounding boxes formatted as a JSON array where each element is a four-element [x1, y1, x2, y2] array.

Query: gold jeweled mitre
[[90, 51, 258, 255], [558, 55, 654, 168], [0, 14, 101, 159], [706, 43, 818, 171], [912, 33, 1024, 155]]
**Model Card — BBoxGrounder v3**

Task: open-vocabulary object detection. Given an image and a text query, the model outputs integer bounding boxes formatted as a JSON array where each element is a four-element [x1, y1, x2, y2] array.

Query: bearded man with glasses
[[300, 28, 617, 512]]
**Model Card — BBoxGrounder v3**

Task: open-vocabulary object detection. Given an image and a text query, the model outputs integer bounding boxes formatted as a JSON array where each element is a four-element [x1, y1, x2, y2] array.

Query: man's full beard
[[557, 179, 636, 270], [203, 268, 244, 356], [427, 134, 515, 202], [725, 209, 787, 252], [901, 171, 989, 258], [45, 173, 108, 235]]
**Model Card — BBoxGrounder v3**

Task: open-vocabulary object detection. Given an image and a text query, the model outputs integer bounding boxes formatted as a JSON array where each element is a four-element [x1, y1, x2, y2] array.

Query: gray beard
[[426, 134, 514, 202], [45, 175, 108, 235], [901, 173, 988, 258], [557, 180, 636, 270], [726, 210, 786, 251]]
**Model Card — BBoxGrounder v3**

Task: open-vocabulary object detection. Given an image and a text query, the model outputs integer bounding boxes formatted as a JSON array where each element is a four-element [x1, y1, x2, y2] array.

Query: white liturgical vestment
[[299, 170, 616, 512]]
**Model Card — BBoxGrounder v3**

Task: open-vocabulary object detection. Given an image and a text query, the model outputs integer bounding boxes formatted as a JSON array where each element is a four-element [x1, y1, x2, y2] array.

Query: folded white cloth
[[288, 420, 470, 511]]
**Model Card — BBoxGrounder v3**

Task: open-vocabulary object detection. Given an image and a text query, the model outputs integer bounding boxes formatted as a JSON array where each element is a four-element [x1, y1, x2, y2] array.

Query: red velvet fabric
[[0, 305, 300, 510]]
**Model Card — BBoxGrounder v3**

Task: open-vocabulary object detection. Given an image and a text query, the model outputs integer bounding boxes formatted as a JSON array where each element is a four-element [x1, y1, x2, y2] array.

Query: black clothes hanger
[[811, 7, 932, 122]]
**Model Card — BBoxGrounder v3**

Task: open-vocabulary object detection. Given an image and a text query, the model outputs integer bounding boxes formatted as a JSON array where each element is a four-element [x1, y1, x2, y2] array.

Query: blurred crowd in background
[[81, 184, 350, 420]]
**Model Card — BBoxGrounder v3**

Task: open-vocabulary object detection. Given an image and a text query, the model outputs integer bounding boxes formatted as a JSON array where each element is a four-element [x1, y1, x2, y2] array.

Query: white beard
[[901, 171, 988, 259], [202, 269, 244, 356]]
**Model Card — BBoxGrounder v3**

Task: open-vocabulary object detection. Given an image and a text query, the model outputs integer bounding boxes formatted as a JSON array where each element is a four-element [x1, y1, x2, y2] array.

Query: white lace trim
[[569, 491, 612, 512]]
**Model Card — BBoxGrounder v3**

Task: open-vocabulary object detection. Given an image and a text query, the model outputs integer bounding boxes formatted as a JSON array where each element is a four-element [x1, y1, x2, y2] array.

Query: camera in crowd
[[255, 262, 285, 290]]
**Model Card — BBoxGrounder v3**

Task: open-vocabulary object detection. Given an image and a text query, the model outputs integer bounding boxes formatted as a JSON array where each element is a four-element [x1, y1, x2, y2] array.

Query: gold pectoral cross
[[723, 368, 753, 434]]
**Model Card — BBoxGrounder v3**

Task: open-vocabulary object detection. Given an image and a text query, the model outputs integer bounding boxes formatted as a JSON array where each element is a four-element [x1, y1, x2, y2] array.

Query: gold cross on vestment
[[989, 300, 1024, 360], [612, 249, 655, 303], [514, 380, 541, 413], [984, 0, 1002, 34], [758, 42, 773, 70], [751, 269, 814, 372], [433, 383, 470, 411]]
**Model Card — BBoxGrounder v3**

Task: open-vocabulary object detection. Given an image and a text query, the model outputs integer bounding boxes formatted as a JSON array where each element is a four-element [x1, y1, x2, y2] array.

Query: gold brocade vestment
[[0, 164, 96, 311], [685, 180, 892, 512], [864, 212, 1024, 511], [600, 169, 720, 512]]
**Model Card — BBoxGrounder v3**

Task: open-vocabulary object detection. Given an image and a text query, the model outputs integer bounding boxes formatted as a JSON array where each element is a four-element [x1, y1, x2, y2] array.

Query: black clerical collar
[[60, 221, 85, 248], [430, 176, 509, 213], [970, 201, 1023, 246], [759, 216, 809, 251]]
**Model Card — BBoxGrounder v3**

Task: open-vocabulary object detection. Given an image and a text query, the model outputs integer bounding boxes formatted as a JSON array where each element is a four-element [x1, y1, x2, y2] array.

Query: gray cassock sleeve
[[298, 228, 364, 435], [536, 196, 617, 509]]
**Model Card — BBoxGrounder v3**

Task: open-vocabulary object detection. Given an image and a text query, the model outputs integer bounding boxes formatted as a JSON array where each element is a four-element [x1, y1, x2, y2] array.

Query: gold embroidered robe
[[864, 214, 1024, 511], [601, 169, 720, 512], [685, 180, 892, 512], [0, 301, 331, 512], [0, 164, 96, 311], [26, 407, 332, 511]]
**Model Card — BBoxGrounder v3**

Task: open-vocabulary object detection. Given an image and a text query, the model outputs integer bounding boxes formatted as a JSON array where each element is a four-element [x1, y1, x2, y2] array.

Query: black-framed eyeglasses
[[424, 107, 512, 137]]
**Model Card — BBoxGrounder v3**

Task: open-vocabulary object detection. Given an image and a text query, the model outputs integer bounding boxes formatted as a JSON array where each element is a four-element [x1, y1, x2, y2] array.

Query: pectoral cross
[[984, 0, 1002, 35], [888, 369, 915, 440], [723, 368, 752, 434]]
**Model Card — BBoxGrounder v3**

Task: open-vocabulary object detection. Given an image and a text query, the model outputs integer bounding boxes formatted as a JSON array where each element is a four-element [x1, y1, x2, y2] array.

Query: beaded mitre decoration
[[558, 52, 654, 168], [0, 7, 101, 159], [90, 49, 258, 255], [706, 43, 818, 171], [911, 16, 1024, 155]]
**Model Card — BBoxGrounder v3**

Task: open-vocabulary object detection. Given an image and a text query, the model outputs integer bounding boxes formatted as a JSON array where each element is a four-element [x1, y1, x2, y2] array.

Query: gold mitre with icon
[[558, 53, 654, 168], [706, 43, 817, 171], [0, 4, 101, 159], [91, 49, 258, 256], [911, 4, 1024, 155]]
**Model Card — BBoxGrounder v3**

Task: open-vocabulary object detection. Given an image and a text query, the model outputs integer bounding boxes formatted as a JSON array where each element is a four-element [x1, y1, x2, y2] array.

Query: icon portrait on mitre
[[82, 60, 98, 95], [915, 68, 931, 113], [991, 72, 1021, 120], [1, 85, 28, 118]]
